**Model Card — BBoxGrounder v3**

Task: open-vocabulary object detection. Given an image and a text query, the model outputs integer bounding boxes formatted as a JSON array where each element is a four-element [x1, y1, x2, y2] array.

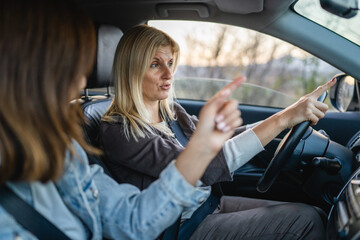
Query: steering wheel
[[256, 91, 328, 193]]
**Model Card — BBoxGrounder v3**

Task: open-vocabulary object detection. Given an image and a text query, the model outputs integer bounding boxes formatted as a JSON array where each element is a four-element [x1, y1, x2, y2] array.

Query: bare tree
[[174, 21, 338, 105]]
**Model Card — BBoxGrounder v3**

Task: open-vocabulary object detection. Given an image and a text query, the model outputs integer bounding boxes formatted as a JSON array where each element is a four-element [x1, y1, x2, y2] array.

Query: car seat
[[82, 24, 122, 176]]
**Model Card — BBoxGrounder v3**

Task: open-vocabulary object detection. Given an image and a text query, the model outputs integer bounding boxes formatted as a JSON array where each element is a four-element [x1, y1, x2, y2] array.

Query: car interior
[[75, 0, 360, 238]]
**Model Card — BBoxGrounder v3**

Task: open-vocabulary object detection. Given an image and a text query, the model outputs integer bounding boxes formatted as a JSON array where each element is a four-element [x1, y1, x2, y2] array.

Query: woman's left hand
[[280, 78, 337, 129]]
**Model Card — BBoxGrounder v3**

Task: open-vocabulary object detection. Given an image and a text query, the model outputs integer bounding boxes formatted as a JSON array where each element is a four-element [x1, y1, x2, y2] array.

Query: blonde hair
[[0, 0, 97, 183], [103, 25, 180, 140]]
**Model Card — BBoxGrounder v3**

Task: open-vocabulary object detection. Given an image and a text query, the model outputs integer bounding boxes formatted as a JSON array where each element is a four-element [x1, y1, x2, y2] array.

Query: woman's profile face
[[142, 46, 173, 105]]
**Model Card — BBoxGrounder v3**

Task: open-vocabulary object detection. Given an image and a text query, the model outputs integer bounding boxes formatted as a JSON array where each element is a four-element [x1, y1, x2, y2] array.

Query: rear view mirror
[[329, 73, 359, 112], [320, 0, 359, 18]]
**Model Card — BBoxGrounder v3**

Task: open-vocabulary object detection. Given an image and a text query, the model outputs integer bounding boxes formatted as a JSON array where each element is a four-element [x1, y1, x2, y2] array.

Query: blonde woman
[[0, 1, 244, 239], [100, 24, 334, 239]]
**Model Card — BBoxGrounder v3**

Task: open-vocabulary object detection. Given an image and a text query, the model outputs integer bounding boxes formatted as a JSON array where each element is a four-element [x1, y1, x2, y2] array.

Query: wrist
[[175, 133, 215, 185], [187, 133, 215, 159], [275, 110, 291, 130]]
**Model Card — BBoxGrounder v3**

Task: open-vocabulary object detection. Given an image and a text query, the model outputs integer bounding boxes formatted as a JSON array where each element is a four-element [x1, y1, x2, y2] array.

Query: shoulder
[[173, 101, 192, 121], [172, 102, 197, 134], [100, 115, 125, 133], [0, 205, 36, 239], [173, 101, 186, 114], [101, 114, 123, 125]]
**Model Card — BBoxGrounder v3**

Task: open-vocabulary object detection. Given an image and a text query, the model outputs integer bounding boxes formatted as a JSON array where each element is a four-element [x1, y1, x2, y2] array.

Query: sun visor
[[157, 3, 210, 18], [214, 0, 264, 14]]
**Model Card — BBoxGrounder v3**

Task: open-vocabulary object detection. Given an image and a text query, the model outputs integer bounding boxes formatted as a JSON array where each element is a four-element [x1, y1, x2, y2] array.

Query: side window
[[148, 20, 341, 108]]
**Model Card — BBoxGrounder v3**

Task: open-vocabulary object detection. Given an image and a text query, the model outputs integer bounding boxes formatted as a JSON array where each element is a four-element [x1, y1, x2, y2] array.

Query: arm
[[174, 103, 234, 185], [223, 129, 264, 173], [253, 79, 336, 147], [93, 162, 207, 239], [221, 79, 336, 173], [175, 78, 244, 185], [184, 109, 261, 174], [100, 121, 183, 178], [245, 120, 262, 130]]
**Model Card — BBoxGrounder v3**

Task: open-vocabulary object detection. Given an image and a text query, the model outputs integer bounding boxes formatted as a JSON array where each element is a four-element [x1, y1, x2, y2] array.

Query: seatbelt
[[179, 194, 219, 240], [169, 120, 189, 147], [0, 185, 71, 240], [159, 120, 189, 240], [160, 217, 181, 240], [168, 120, 221, 240]]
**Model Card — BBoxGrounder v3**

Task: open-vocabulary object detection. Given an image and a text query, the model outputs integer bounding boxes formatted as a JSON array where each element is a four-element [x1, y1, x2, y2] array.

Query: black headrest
[[86, 25, 123, 89]]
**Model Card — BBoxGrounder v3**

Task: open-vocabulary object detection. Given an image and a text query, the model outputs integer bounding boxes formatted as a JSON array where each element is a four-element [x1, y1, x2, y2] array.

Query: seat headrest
[[86, 25, 123, 89], [82, 98, 113, 146]]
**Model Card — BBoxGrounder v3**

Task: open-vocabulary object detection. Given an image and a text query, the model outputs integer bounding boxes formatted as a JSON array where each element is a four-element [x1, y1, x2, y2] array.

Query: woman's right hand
[[279, 78, 336, 129], [194, 77, 245, 155], [253, 78, 336, 147]]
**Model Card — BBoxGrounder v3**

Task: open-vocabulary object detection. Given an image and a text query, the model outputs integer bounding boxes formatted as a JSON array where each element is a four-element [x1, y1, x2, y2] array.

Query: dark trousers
[[189, 196, 325, 240]]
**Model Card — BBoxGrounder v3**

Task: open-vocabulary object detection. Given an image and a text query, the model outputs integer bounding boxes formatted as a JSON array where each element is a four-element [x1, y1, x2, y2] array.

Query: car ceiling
[[76, 0, 295, 31], [76, 0, 360, 80]]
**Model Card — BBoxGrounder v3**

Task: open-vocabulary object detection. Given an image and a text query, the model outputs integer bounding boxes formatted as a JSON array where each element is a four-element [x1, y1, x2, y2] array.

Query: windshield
[[294, 0, 360, 46]]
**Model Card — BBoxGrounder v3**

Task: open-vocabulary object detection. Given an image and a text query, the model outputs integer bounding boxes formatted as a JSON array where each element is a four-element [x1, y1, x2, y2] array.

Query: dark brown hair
[[0, 0, 97, 183]]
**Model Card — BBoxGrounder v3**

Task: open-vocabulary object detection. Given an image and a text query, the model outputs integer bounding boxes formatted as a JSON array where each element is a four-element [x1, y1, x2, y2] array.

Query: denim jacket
[[0, 141, 207, 240]]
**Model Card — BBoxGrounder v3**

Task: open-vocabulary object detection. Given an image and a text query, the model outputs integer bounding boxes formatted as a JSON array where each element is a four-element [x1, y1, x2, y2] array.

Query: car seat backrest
[[82, 24, 122, 175]]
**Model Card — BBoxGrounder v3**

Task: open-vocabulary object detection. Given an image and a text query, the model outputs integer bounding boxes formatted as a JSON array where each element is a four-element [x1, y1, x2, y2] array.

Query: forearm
[[174, 77, 244, 186], [252, 79, 335, 146], [174, 134, 216, 186], [94, 163, 207, 239], [246, 120, 263, 130], [252, 111, 288, 147]]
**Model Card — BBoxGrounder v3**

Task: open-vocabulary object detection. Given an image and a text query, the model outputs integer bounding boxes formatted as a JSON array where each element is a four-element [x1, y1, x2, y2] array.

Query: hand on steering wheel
[[256, 79, 336, 193]]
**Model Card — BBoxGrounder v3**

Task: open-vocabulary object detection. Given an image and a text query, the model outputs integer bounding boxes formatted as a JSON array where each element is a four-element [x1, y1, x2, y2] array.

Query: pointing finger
[[206, 76, 245, 109], [310, 78, 337, 99], [214, 77, 245, 99], [224, 76, 245, 95]]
